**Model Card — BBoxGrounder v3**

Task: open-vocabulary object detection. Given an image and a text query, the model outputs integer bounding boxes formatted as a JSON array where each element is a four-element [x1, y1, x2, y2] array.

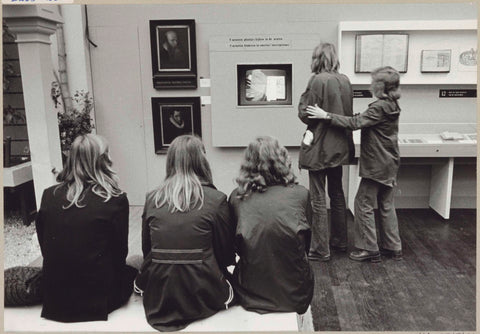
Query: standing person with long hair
[[306, 66, 403, 262], [135, 135, 235, 332], [35, 134, 137, 322], [298, 42, 355, 262], [229, 136, 313, 314]]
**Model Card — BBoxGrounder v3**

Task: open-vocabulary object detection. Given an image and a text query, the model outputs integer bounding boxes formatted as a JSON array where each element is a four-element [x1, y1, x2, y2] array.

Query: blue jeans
[[308, 166, 347, 258], [354, 178, 402, 252]]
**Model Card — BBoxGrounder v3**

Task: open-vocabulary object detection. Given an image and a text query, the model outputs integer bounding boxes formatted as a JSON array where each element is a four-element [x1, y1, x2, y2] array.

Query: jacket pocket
[[299, 141, 315, 169]]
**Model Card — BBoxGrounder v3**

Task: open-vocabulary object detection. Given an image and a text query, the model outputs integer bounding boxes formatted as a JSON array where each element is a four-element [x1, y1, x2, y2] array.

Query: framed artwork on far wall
[[150, 19, 197, 89], [151, 97, 201, 154], [458, 47, 477, 72], [421, 49, 451, 73], [355, 33, 409, 73]]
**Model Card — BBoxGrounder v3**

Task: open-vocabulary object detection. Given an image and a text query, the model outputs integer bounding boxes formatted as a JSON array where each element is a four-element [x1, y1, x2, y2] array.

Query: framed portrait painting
[[151, 97, 202, 154], [150, 20, 198, 89]]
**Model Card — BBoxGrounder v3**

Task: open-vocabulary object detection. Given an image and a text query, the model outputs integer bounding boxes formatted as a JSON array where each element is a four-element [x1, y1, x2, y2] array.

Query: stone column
[[61, 4, 96, 130], [4, 5, 64, 208]]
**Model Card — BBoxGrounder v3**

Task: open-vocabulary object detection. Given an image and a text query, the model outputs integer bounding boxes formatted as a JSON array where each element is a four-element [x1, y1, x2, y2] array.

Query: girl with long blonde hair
[[56, 134, 122, 208], [135, 135, 235, 332], [152, 134, 213, 212], [36, 133, 137, 322]]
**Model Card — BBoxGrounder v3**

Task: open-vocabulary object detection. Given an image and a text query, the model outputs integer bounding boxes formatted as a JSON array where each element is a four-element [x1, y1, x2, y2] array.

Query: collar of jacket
[[368, 98, 401, 111], [202, 183, 217, 190]]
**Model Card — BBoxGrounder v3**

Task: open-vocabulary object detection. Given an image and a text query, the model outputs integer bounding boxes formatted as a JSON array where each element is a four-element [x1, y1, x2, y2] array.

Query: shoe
[[380, 248, 403, 260], [308, 254, 330, 262], [349, 250, 381, 262], [330, 244, 347, 252]]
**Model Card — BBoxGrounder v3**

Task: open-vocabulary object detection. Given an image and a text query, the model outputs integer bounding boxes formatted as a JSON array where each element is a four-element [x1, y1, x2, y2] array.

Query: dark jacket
[[35, 185, 130, 322], [298, 72, 355, 170], [328, 98, 401, 187], [136, 185, 236, 332], [159, 45, 188, 69], [229, 184, 314, 314]]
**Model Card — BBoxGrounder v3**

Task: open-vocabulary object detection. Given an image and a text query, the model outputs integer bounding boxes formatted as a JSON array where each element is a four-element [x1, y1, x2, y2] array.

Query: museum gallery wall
[[86, 4, 476, 205]]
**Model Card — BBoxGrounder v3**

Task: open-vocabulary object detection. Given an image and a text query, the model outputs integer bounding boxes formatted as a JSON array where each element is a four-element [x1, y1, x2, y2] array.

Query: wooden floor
[[310, 209, 476, 331]]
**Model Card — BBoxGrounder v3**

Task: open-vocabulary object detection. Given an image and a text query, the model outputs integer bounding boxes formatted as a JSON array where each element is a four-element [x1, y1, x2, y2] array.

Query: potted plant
[[57, 90, 95, 162]]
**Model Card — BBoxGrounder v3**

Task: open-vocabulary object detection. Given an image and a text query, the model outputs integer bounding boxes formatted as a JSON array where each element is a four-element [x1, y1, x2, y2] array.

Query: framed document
[[237, 64, 292, 106], [355, 34, 409, 73], [151, 97, 201, 153], [150, 20, 198, 89], [421, 50, 451, 73]]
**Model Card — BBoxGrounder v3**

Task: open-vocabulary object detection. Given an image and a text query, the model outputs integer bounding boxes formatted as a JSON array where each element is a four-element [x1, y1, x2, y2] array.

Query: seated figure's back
[[230, 184, 313, 314], [229, 136, 314, 315]]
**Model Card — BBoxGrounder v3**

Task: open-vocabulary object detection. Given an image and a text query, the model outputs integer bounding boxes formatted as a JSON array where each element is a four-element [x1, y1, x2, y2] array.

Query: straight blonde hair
[[56, 134, 122, 209], [154, 135, 213, 212]]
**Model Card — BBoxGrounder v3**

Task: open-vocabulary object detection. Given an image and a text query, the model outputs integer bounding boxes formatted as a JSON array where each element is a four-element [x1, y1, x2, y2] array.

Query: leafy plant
[[3, 20, 16, 93], [57, 90, 95, 152], [3, 105, 26, 125], [3, 21, 25, 125]]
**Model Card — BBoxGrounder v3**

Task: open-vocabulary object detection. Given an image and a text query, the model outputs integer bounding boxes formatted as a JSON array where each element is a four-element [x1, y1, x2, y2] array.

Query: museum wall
[[86, 3, 477, 206]]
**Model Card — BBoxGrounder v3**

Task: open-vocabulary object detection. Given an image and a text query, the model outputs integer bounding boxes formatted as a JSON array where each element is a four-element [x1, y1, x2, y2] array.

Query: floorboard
[[309, 208, 476, 331]]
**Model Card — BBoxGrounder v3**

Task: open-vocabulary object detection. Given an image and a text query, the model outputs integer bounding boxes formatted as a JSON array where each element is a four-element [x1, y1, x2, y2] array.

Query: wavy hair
[[370, 66, 401, 101], [236, 136, 296, 199], [311, 42, 340, 73], [153, 135, 213, 212], [56, 134, 122, 209]]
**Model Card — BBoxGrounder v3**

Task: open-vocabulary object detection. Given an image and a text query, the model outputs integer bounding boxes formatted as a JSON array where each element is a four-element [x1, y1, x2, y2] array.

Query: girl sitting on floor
[[36, 134, 137, 322], [134, 135, 236, 332], [229, 136, 314, 314]]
